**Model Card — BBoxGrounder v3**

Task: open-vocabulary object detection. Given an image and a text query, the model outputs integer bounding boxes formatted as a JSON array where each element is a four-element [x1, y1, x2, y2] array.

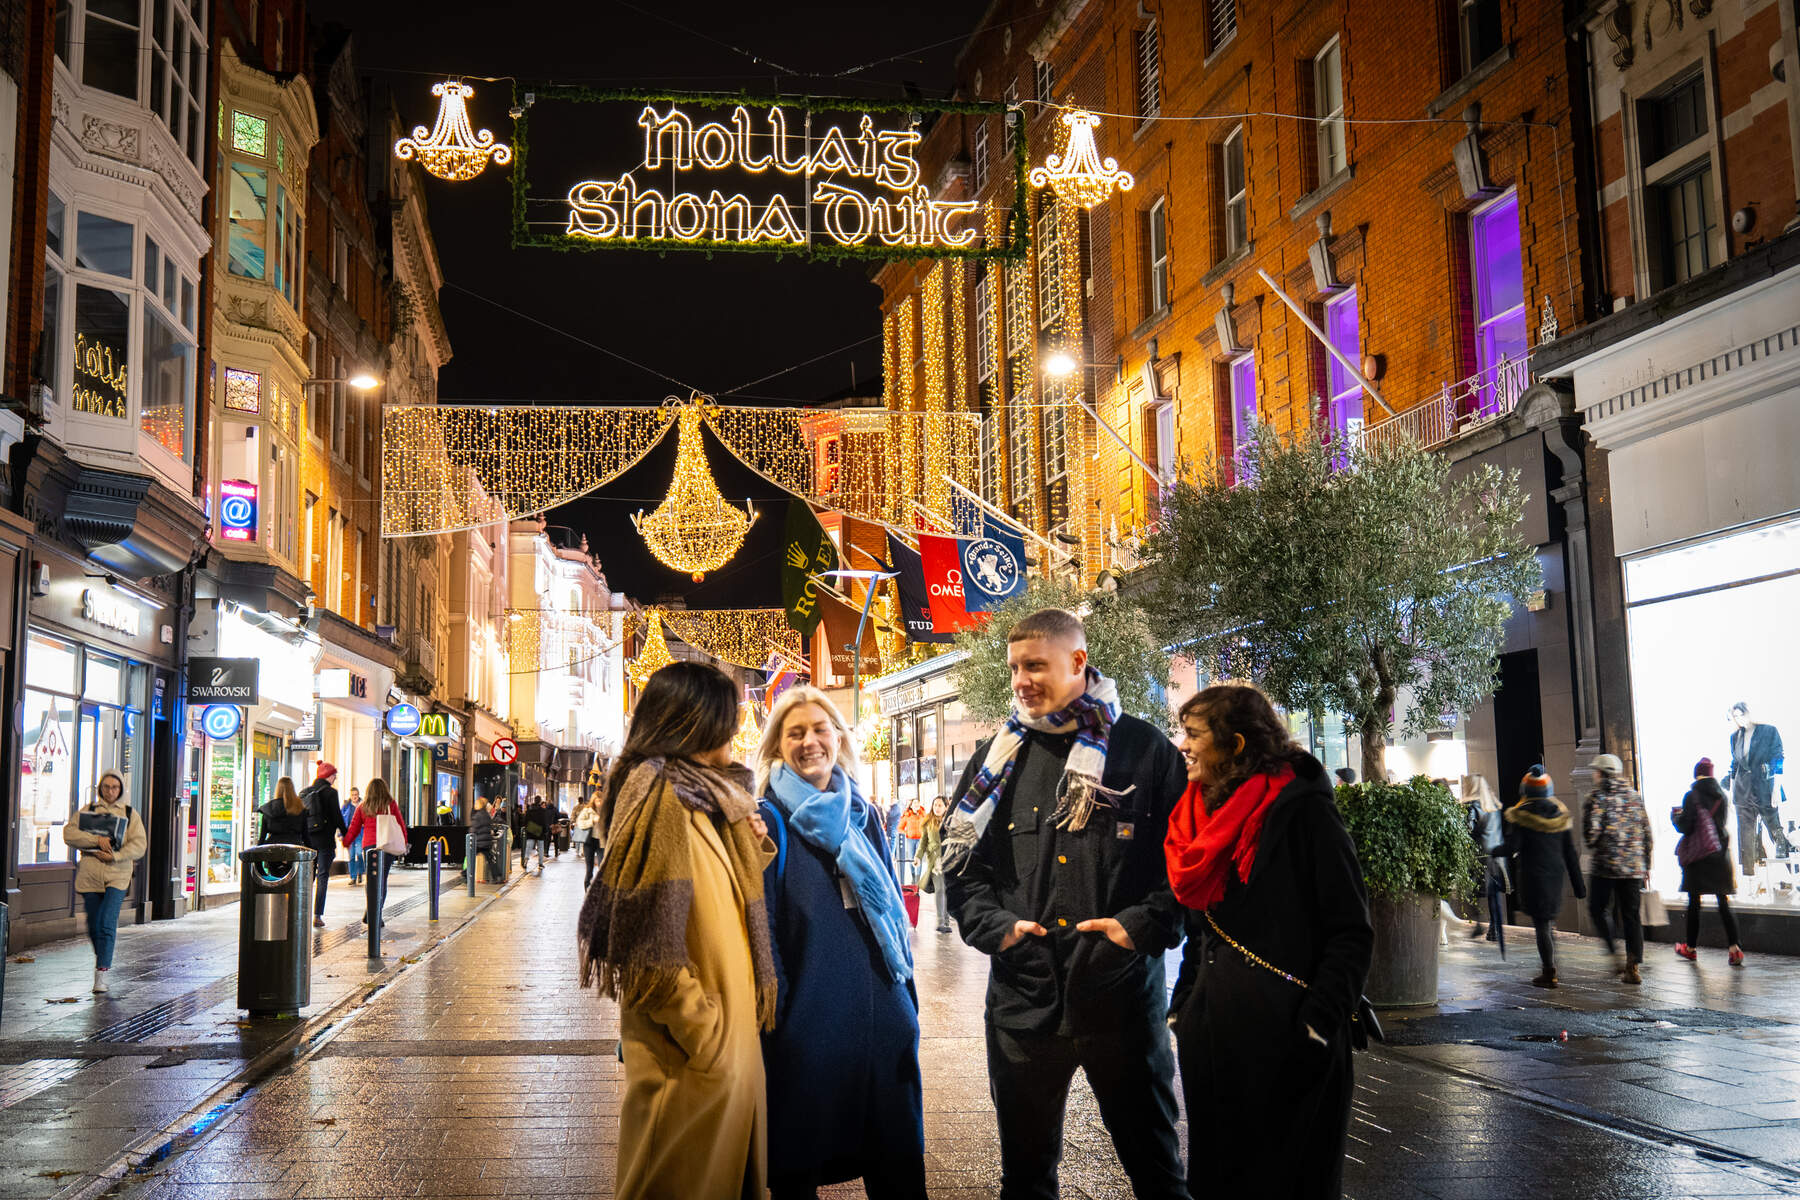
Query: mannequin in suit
[[1724, 702, 1793, 876]]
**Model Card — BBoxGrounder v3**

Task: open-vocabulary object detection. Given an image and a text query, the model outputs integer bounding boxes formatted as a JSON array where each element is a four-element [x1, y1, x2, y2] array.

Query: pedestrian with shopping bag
[[943, 608, 1189, 1200], [1164, 684, 1374, 1199], [62, 770, 147, 994], [916, 795, 952, 933], [1505, 765, 1587, 988], [750, 685, 926, 1200], [1583, 753, 1653, 983], [1674, 758, 1745, 965], [343, 779, 408, 927]]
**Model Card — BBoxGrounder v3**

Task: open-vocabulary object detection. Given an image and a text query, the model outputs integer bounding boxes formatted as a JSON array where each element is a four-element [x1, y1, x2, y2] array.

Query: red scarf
[[1164, 765, 1295, 912]]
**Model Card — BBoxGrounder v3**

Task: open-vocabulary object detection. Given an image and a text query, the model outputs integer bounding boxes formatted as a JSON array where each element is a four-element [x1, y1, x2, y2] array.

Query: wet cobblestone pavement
[[6, 854, 1800, 1198]]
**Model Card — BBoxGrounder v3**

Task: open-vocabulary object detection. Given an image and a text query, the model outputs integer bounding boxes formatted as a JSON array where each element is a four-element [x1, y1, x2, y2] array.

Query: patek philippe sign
[[186, 657, 260, 703], [516, 90, 1025, 261]]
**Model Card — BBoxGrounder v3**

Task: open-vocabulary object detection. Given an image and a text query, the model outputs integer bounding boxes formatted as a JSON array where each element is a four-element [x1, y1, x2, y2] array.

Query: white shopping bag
[[376, 813, 407, 856]]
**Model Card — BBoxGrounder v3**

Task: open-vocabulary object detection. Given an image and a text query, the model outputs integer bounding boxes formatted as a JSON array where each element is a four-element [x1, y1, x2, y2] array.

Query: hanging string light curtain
[[626, 608, 803, 668], [625, 610, 676, 689], [382, 400, 982, 537]]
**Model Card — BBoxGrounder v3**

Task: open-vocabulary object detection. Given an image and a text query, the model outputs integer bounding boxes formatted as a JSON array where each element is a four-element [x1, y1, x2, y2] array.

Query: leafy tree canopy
[[1144, 426, 1541, 779]]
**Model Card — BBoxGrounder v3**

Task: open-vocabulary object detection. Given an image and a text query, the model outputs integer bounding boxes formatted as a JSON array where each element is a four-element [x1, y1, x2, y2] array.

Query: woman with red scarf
[[1164, 685, 1373, 1198]]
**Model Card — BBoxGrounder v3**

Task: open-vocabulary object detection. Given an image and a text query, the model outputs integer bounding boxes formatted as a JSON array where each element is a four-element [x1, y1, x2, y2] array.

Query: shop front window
[[228, 163, 269, 279], [206, 726, 244, 887], [1626, 515, 1800, 909], [918, 711, 940, 787]]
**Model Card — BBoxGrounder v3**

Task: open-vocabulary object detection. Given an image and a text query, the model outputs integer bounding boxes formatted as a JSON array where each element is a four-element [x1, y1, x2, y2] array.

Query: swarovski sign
[[187, 657, 260, 703]]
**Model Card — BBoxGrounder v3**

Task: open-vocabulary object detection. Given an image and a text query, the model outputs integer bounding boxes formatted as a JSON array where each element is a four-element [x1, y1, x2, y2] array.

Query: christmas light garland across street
[[643, 608, 802, 668], [633, 398, 758, 581], [394, 81, 512, 182], [625, 611, 676, 690], [1029, 110, 1133, 209], [731, 702, 762, 759]]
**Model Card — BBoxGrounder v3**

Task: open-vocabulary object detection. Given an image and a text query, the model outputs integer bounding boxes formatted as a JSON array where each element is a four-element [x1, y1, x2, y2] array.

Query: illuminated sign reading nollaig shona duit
[[513, 89, 1026, 261]]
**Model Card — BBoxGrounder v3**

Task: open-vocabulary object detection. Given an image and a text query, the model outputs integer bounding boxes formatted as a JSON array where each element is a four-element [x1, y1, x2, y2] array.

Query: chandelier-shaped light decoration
[[394, 80, 512, 182], [1029, 109, 1134, 208], [626, 611, 675, 690], [633, 398, 759, 582], [730, 702, 762, 760]]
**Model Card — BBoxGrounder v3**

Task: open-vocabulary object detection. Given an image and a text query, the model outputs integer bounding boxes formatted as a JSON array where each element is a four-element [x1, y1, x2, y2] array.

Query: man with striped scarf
[[944, 608, 1189, 1200]]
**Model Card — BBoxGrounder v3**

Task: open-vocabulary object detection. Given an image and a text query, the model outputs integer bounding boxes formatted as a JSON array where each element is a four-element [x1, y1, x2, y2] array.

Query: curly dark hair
[[1178, 684, 1301, 811]]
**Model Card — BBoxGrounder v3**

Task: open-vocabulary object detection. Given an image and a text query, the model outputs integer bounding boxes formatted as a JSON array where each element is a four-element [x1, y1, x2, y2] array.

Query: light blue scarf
[[766, 764, 914, 983]]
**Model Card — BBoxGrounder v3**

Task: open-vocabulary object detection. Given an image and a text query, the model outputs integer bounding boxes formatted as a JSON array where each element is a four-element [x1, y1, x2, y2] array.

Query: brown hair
[[1007, 607, 1086, 646], [275, 776, 304, 815], [606, 660, 741, 808], [363, 778, 396, 816], [1178, 684, 1301, 811]]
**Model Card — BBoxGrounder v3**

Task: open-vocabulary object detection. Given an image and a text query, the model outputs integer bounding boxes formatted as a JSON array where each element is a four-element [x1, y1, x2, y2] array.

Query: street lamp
[[811, 566, 898, 728], [304, 373, 382, 391], [1038, 353, 1164, 489]]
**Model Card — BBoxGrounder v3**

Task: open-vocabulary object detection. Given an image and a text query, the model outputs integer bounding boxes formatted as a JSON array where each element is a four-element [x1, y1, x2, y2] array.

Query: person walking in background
[[258, 777, 308, 846], [943, 608, 1189, 1200], [523, 795, 550, 875], [897, 799, 927, 885], [301, 764, 347, 928], [1462, 776, 1510, 957], [62, 770, 147, 995], [1505, 765, 1587, 989], [916, 795, 951, 933], [341, 786, 364, 886], [576, 661, 777, 1200], [470, 797, 500, 884], [1583, 753, 1652, 984], [574, 794, 603, 887], [344, 779, 408, 928], [751, 685, 926, 1200], [1165, 684, 1373, 1199], [1674, 758, 1744, 966]]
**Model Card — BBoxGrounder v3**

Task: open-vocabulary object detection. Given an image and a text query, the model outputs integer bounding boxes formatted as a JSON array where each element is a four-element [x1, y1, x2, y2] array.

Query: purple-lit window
[[1470, 190, 1527, 416], [1230, 353, 1257, 461], [1324, 289, 1362, 442]]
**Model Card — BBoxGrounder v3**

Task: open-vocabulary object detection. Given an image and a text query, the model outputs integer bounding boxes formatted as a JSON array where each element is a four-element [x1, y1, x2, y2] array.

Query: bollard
[[365, 846, 382, 958], [465, 834, 477, 896], [0, 900, 9, 1030], [428, 839, 441, 922], [498, 826, 511, 881]]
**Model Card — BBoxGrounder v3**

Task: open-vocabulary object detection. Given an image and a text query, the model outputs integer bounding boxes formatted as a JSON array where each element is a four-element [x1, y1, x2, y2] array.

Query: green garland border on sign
[[508, 85, 1030, 264]]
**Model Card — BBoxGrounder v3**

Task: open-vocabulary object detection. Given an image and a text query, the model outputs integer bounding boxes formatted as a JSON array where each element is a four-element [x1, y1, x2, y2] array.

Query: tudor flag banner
[[959, 519, 1028, 612], [885, 532, 954, 644], [781, 499, 838, 638], [918, 532, 984, 633]]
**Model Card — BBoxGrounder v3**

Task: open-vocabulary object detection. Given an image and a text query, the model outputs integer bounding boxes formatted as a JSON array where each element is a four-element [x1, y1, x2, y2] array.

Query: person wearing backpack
[[301, 763, 348, 928], [1674, 758, 1743, 965], [343, 778, 408, 927], [62, 770, 148, 994], [522, 795, 550, 875], [1582, 753, 1652, 983], [750, 685, 925, 1200], [1505, 765, 1587, 989], [574, 795, 603, 887]]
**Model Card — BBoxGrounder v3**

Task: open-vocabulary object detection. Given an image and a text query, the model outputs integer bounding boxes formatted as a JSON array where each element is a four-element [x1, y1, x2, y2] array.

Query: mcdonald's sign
[[418, 711, 463, 739]]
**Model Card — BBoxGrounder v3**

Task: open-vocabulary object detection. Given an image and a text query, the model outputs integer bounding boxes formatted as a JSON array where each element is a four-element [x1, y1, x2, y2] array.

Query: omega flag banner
[[917, 533, 984, 633], [186, 657, 260, 703], [885, 532, 954, 644]]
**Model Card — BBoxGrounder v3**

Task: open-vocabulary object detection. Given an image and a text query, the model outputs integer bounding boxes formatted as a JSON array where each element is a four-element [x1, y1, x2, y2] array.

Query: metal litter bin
[[237, 844, 317, 1016]]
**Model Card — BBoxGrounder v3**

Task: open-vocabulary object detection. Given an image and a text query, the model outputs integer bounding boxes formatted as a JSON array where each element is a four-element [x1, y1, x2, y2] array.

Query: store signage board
[[418, 711, 463, 739], [201, 704, 243, 740], [492, 736, 519, 765], [291, 702, 323, 752], [386, 703, 423, 736], [187, 657, 259, 703], [80, 587, 141, 637], [219, 479, 258, 542], [514, 89, 1026, 262]]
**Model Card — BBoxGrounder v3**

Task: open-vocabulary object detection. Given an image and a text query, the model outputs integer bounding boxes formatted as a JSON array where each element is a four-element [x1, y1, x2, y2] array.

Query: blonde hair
[[752, 686, 860, 797]]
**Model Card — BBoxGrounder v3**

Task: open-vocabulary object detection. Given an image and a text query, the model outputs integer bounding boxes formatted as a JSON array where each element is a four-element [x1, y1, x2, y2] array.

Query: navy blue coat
[[758, 795, 926, 1193]]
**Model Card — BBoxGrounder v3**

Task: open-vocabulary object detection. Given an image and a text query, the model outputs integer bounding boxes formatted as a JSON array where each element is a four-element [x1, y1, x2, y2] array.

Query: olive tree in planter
[[1144, 425, 1539, 1003]]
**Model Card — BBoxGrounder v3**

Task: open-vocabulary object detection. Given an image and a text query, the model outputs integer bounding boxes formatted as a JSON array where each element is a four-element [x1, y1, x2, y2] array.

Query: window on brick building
[[1323, 288, 1363, 443], [972, 119, 989, 194], [1145, 397, 1175, 498], [1219, 126, 1248, 258], [1136, 22, 1162, 118], [1638, 70, 1718, 289], [145, 0, 208, 169], [1207, 0, 1237, 56], [247, 0, 259, 43], [1230, 354, 1257, 454], [1037, 199, 1064, 330], [1042, 376, 1069, 486], [1007, 398, 1031, 509], [1451, 0, 1503, 78], [1314, 39, 1346, 182], [981, 416, 1003, 507], [1035, 58, 1055, 102], [1469, 190, 1527, 417], [1004, 261, 1032, 357], [1144, 197, 1170, 315], [1004, 83, 1018, 154], [974, 271, 997, 382]]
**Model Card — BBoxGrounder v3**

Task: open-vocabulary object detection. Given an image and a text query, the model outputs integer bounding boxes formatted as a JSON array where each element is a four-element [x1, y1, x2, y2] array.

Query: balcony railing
[[1360, 353, 1532, 453]]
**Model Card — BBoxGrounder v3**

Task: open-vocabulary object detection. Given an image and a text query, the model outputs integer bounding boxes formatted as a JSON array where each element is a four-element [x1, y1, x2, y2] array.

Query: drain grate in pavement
[[317, 1038, 619, 1058], [1382, 1006, 1776, 1047], [0, 1058, 92, 1109]]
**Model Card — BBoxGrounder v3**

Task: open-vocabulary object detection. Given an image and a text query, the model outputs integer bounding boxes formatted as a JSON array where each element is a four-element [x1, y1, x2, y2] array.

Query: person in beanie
[[1674, 758, 1743, 965], [1504, 765, 1586, 988], [944, 609, 1189, 1200], [300, 763, 347, 928], [1582, 753, 1652, 983]]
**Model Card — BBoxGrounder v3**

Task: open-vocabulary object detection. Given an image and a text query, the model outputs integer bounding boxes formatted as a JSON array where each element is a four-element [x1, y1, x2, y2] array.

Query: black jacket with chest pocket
[[943, 713, 1187, 1037]]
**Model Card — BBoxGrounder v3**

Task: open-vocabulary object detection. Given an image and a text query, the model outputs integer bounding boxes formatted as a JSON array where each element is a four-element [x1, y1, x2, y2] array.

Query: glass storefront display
[[206, 727, 244, 887], [15, 630, 147, 869], [251, 730, 282, 842], [1626, 515, 1800, 910]]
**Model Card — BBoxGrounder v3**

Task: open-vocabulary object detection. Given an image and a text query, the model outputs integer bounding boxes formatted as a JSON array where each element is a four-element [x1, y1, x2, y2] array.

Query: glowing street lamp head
[[347, 373, 381, 391], [1043, 350, 1079, 377]]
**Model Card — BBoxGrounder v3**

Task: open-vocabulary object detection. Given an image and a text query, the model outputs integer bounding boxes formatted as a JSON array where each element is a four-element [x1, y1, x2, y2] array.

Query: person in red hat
[[300, 762, 348, 927]]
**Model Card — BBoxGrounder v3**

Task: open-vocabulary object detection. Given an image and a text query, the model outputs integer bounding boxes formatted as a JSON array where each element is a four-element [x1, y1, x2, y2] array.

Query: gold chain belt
[[1205, 911, 1308, 990]]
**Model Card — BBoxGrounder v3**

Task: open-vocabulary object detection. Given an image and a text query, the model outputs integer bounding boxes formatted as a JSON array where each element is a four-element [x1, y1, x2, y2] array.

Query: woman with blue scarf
[[753, 686, 927, 1200]]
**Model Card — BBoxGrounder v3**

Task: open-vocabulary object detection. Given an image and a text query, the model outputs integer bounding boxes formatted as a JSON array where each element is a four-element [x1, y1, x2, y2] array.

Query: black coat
[[1674, 778, 1735, 895], [470, 808, 495, 851], [944, 713, 1186, 1037], [758, 796, 924, 1190], [301, 780, 346, 856], [1504, 796, 1586, 920], [258, 798, 310, 846], [1171, 754, 1373, 1200]]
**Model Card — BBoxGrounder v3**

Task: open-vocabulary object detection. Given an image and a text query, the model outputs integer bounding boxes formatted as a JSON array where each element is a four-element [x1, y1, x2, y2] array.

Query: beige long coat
[[616, 803, 767, 1200], [62, 796, 147, 893]]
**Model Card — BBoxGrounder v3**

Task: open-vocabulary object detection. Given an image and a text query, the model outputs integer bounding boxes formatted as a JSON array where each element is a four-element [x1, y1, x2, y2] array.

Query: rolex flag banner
[[918, 533, 984, 633], [885, 532, 954, 644], [959, 519, 1028, 612], [781, 500, 839, 638]]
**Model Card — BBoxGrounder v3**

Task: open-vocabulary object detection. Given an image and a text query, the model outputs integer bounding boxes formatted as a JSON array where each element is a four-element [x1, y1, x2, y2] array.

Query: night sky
[[309, 0, 983, 606]]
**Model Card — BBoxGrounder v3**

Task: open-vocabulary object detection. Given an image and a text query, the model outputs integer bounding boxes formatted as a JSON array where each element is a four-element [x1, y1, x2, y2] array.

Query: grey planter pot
[[1365, 891, 1440, 1008]]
